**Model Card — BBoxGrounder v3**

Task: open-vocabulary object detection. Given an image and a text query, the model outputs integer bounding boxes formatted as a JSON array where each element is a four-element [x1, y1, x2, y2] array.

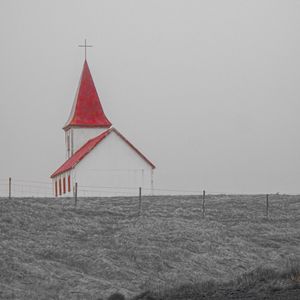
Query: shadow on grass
[[132, 262, 300, 300]]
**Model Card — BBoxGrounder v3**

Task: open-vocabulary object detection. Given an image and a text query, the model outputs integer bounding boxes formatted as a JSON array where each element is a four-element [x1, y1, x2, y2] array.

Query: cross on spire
[[78, 39, 93, 60]]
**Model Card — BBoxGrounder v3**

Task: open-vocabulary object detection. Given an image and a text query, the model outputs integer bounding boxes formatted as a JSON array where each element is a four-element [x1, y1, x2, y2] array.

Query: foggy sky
[[1, 0, 300, 194]]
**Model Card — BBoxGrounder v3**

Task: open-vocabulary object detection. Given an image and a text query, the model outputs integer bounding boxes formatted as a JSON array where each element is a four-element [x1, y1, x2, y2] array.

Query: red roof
[[64, 60, 111, 130], [50, 128, 155, 178]]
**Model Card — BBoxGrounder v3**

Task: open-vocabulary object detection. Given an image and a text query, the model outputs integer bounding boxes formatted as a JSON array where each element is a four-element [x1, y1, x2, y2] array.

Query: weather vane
[[78, 39, 93, 60]]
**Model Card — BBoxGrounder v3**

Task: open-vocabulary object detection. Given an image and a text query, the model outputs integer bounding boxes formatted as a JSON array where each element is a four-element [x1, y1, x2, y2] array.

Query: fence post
[[8, 177, 11, 199], [74, 182, 78, 207], [138, 187, 142, 216], [266, 194, 269, 219], [202, 190, 206, 217]]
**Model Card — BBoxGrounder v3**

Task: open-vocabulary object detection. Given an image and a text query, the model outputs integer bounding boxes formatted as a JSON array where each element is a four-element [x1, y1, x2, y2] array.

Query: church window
[[59, 178, 62, 195], [55, 180, 58, 197], [67, 134, 70, 157], [63, 177, 66, 194], [68, 175, 71, 192]]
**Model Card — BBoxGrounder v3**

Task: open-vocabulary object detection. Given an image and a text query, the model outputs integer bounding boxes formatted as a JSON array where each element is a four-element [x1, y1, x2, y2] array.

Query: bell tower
[[63, 59, 111, 158]]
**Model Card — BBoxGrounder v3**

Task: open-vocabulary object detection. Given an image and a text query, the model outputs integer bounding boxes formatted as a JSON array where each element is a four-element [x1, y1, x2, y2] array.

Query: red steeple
[[64, 60, 112, 130]]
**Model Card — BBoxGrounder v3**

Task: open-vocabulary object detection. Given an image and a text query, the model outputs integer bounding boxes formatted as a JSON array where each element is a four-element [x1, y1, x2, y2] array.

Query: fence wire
[[0, 177, 299, 199], [0, 178, 207, 198], [0, 178, 299, 222]]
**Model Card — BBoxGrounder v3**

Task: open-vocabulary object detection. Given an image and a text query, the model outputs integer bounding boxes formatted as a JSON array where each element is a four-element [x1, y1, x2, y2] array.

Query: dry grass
[[0, 194, 299, 299], [138, 261, 300, 299]]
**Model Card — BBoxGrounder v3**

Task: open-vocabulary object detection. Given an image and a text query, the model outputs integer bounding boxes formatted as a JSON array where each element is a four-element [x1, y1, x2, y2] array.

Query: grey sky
[[1, 0, 300, 193]]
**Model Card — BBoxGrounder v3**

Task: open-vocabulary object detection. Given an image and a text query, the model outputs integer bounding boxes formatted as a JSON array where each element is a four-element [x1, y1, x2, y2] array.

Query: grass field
[[0, 195, 299, 299]]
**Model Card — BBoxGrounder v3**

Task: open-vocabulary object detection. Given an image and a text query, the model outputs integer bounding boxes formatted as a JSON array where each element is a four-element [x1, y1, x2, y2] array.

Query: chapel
[[50, 58, 155, 197]]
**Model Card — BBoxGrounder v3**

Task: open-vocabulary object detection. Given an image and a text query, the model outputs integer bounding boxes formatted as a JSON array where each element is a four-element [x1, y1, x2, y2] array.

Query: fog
[[1, 0, 300, 194]]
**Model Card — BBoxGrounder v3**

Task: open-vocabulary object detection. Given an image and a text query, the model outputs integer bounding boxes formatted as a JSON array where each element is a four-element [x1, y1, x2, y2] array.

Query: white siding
[[65, 127, 110, 158], [73, 131, 154, 197]]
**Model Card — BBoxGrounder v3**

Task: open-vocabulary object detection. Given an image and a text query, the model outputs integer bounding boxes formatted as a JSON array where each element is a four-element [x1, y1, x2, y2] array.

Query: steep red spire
[[64, 60, 111, 130]]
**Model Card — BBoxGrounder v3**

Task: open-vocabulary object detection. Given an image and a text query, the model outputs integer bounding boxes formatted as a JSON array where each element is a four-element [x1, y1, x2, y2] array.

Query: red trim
[[64, 60, 111, 129], [64, 124, 111, 131], [55, 181, 58, 197], [112, 128, 155, 169], [59, 179, 62, 195], [68, 175, 71, 192], [51, 129, 112, 178], [63, 177, 66, 194], [50, 127, 155, 178]]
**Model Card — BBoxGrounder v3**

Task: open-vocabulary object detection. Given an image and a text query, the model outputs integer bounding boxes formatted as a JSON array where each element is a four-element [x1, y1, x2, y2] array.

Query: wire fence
[[0, 178, 53, 198], [0, 177, 299, 198], [0, 177, 207, 198], [1, 178, 299, 221]]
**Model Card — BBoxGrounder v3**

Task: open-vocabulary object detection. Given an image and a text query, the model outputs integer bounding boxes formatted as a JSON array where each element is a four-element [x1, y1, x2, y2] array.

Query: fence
[[0, 178, 53, 198], [0, 177, 206, 198], [0, 177, 297, 219]]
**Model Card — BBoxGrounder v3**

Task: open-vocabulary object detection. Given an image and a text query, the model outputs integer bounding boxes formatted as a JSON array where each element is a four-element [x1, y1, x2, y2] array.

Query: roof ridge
[[50, 127, 155, 178], [50, 128, 112, 178]]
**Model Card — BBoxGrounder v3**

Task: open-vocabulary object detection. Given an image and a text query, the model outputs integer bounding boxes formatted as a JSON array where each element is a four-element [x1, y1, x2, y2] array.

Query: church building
[[50, 59, 155, 197]]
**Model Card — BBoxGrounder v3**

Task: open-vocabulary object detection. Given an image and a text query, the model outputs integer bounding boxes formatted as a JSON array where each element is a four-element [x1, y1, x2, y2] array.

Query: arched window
[[68, 175, 71, 192], [63, 177, 66, 194], [59, 178, 62, 196], [55, 180, 58, 197], [67, 134, 70, 157]]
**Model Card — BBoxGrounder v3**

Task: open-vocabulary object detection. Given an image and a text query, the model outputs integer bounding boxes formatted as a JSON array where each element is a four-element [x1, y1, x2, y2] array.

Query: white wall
[[73, 130, 154, 197], [65, 127, 110, 158]]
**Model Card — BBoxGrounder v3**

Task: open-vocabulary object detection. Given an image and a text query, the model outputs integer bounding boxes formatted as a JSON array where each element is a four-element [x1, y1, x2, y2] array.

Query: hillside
[[0, 195, 299, 299]]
